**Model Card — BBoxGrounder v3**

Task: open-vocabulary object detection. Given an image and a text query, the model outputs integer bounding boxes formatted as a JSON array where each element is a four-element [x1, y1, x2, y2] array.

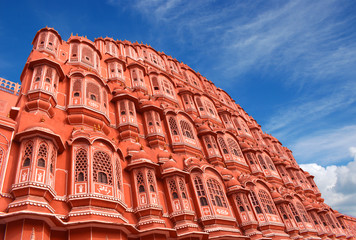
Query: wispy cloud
[[293, 125, 356, 165]]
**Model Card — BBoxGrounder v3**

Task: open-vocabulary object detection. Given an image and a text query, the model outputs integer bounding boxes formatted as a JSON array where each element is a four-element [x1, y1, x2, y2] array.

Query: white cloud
[[301, 147, 356, 216]]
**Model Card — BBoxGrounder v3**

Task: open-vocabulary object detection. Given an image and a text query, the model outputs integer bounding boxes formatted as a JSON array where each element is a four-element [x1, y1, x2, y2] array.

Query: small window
[[90, 94, 97, 101], [35, 77, 40, 82], [207, 144, 212, 149], [98, 172, 108, 184], [121, 111, 126, 115], [148, 122, 153, 126], [149, 185, 155, 192], [200, 197, 208, 206], [74, 92, 80, 97], [37, 158, 45, 167], [172, 192, 178, 199], [182, 192, 187, 199], [78, 172, 84, 181], [50, 163, 53, 173], [139, 185, 145, 193], [215, 196, 223, 207], [45, 78, 51, 83], [223, 149, 228, 154], [23, 158, 31, 167], [239, 206, 245, 212], [255, 206, 262, 214]]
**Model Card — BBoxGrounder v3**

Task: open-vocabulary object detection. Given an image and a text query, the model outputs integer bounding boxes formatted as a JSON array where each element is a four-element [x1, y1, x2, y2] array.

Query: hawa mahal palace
[[0, 27, 355, 240]]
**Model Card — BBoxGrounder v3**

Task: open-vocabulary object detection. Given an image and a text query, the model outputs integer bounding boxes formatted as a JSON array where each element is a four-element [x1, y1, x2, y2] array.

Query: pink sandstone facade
[[0, 27, 355, 240]]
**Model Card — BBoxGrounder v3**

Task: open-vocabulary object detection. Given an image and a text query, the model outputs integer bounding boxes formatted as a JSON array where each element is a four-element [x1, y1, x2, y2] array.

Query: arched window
[[227, 138, 242, 157], [258, 155, 268, 170], [169, 179, 179, 199], [207, 178, 227, 208], [236, 195, 245, 212], [75, 148, 88, 182], [250, 191, 263, 214], [82, 46, 94, 66], [196, 97, 205, 111], [72, 79, 82, 98], [296, 202, 310, 223], [279, 205, 289, 220], [93, 151, 112, 185], [180, 120, 195, 139], [265, 156, 276, 171], [179, 178, 188, 199], [98, 172, 108, 184], [289, 203, 301, 222], [86, 82, 100, 103], [22, 141, 33, 167], [137, 171, 145, 193], [218, 137, 229, 155], [194, 176, 208, 206], [258, 189, 276, 214], [37, 143, 48, 167], [152, 77, 160, 90], [169, 117, 179, 136], [37, 158, 45, 167], [147, 170, 155, 192]]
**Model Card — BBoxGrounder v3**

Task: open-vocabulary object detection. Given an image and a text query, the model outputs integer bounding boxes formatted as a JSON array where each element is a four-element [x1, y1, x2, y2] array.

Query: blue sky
[[1, 0, 356, 215]]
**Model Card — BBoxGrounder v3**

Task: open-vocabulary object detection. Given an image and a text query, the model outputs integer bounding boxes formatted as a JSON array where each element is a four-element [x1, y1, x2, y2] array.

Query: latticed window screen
[[38, 33, 46, 47], [279, 205, 289, 219], [103, 90, 108, 108], [73, 79, 82, 96], [250, 191, 263, 214], [169, 179, 178, 199], [207, 178, 227, 208], [236, 195, 245, 212], [23, 141, 33, 167], [180, 120, 195, 139], [93, 151, 113, 185], [146, 112, 153, 126], [227, 138, 242, 157], [82, 47, 94, 66], [152, 77, 160, 90], [37, 143, 48, 167], [115, 158, 122, 190], [258, 155, 268, 170], [289, 203, 302, 222], [147, 170, 155, 192], [296, 202, 310, 223], [218, 137, 229, 154], [169, 117, 179, 136], [310, 212, 319, 225], [86, 82, 100, 102], [75, 148, 88, 182], [326, 214, 336, 228], [243, 195, 251, 211], [45, 67, 52, 83], [196, 97, 204, 111], [71, 44, 78, 59], [137, 171, 145, 192], [258, 190, 276, 214], [179, 178, 187, 199], [265, 156, 276, 171], [35, 67, 42, 80], [194, 176, 208, 206], [247, 153, 254, 164], [204, 136, 212, 149]]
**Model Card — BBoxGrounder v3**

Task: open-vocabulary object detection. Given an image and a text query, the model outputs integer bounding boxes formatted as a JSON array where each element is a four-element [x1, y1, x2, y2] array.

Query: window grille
[[227, 138, 242, 157], [179, 178, 187, 199], [218, 137, 229, 154], [180, 120, 195, 139], [73, 79, 82, 96], [37, 143, 48, 167], [250, 191, 262, 214], [22, 141, 33, 167], [86, 82, 100, 103], [194, 176, 208, 206], [115, 158, 122, 190], [258, 155, 268, 170], [169, 179, 178, 199], [207, 178, 227, 208], [169, 117, 179, 136], [75, 148, 88, 182], [93, 151, 112, 185], [289, 203, 301, 222], [147, 170, 155, 192], [258, 190, 276, 214], [137, 171, 145, 192]]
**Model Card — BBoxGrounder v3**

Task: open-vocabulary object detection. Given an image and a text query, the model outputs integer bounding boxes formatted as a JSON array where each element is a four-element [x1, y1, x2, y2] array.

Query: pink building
[[0, 27, 355, 240]]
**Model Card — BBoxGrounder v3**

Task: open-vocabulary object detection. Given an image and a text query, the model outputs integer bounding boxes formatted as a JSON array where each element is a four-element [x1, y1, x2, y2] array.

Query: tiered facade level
[[0, 27, 355, 240]]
